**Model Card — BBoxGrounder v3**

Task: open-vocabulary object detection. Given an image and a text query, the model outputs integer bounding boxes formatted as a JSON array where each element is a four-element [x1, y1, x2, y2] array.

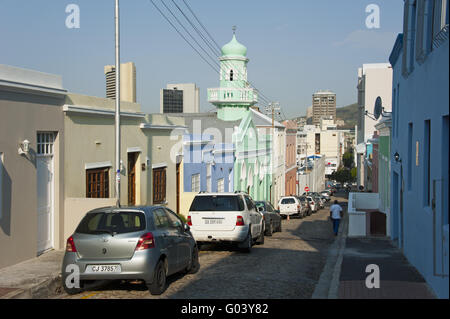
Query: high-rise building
[[312, 91, 336, 126], [104, 62, 136, 103], [160, 83, 200, 114]]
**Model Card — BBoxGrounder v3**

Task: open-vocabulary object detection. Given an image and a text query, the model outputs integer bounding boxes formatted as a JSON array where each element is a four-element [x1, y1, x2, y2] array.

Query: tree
[[330, 168, 353, 184], [342, 151, 354, 169]]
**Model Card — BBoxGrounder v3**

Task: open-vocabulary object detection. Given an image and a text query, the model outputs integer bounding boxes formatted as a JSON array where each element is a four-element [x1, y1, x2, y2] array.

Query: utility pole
[[266, 102, 281, 216], [115, 0, 121, 207]]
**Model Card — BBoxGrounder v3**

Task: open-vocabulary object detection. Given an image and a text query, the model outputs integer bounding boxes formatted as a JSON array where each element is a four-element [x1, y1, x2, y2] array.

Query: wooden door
[[128, 153, 137, 206]]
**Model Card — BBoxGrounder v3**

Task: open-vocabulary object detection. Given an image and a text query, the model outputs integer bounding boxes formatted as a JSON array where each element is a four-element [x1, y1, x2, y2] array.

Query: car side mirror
[[257, 206, 263, 213], [184, 223, 190, 232]]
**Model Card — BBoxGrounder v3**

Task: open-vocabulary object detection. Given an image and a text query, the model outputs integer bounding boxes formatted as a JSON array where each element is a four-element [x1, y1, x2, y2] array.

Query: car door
[[165, 208, 191, 271], [152, 208, 178, 275]]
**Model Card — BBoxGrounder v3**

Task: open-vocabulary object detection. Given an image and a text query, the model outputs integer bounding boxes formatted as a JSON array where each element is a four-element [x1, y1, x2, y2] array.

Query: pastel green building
[[208, 32, 273, 202]]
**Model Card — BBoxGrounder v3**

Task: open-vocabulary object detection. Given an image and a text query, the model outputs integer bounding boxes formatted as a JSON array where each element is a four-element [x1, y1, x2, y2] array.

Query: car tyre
[[265, 222, 273, 236], [147, 259, 167, 295], [62, 274, 85, 295], [186, 245, 200, 274], [239, 230, 252, 253], [256, 226, 265, 245]]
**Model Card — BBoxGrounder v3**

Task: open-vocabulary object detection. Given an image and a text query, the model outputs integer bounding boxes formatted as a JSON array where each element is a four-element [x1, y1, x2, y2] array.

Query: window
[[408, 123, 413, 190], [217, 178, 225, 193], [206, 164, 212, 192], [153, 167, 166, 204], [189, 195, 244, 212], [424, 120, 431, 206], [191, 173, 200, 192], [244, 196, 255, 210], [86, 168, 110, 198], [432, 0, 449, 42], [153, 208, 171, 229], [75, 211, 146, 235], [165, 208, 183, 230], [37, 132, 55, 155]]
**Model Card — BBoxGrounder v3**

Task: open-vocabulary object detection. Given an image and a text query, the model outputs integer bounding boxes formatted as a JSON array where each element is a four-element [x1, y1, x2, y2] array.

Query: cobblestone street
[[58, 201, 342, 300]]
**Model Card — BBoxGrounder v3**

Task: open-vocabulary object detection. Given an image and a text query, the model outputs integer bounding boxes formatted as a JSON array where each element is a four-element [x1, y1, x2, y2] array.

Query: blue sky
[[0, 0, 403, 118]]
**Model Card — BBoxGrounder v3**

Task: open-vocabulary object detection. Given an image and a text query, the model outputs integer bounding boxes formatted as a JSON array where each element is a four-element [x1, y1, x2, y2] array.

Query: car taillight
[[297, 204, 301, 210], [66, 236, 77, 252], [187, 215, 192, 226], [135, 232, 155, 251], [236, 216, 245, 226]]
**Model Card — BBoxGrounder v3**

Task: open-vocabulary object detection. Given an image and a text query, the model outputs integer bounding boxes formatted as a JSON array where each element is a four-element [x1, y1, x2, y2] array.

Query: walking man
[[330, 200, 343, 236]]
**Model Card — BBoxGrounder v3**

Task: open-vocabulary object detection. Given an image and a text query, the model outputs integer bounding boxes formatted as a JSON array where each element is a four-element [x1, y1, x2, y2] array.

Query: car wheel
[[265, 222, 273, 236], [239, 230, 252, 253], [62, 273, 85, 295], [147, 259, 167, 295], [256, 226, 265, 245], [186, 245, 200, 274]]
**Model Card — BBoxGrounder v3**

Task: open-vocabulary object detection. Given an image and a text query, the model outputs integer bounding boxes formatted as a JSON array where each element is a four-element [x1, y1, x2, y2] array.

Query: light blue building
[[181, 113, 237, 193], [389, 0, 449, 298]]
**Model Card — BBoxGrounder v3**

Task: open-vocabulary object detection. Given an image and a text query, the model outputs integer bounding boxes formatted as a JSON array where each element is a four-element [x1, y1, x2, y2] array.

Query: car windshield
[[281, 198, 296, 204], [76, 211, 146, 235], [190, 195, 244, 211]]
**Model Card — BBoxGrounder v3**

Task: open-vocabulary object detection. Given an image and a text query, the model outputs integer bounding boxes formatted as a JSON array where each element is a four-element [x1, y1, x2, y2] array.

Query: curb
[[1, 273, 63, 299], [311, 210, 348, 299]]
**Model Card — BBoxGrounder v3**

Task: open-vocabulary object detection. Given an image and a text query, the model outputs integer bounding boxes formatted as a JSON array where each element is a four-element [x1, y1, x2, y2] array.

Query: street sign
[[304, 186, 310, 192]]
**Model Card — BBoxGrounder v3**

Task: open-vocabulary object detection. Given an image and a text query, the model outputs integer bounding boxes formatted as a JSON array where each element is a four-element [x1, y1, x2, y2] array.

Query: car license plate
[[87, 265, 121, 273], [204, 219, 223, 225]]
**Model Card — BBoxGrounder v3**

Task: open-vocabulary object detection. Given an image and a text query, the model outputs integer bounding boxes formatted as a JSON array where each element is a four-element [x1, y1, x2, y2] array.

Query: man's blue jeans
[[331, 218, 340, 235]]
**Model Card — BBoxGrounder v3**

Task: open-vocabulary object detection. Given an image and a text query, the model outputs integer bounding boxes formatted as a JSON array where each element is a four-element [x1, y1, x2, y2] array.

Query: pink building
[[283, 120, 298, 196]]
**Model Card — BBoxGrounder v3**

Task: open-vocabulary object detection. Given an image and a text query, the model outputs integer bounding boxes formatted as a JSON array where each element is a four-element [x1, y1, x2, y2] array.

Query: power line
[[149, 0, 219, 73], [150, 0, 274, 108]]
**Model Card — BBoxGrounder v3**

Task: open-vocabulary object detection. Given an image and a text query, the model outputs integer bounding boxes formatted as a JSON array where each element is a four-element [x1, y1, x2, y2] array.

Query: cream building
[[104, 62, 137, 103], [0, 65, 66, 269], [62, 93, 186, 243]]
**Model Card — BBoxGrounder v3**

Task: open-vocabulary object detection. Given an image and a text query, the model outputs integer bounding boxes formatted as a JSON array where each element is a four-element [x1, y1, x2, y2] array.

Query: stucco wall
[[0, 90, 65, 269]]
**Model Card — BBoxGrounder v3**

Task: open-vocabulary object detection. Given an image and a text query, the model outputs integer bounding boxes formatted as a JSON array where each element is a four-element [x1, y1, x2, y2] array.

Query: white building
[[356, 63, 393, 189], [296, 119, 343, 177]]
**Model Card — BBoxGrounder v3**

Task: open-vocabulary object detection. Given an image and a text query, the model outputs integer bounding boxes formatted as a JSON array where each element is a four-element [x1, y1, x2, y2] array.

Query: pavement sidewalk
[[338, 237, 436, 299], [0, 250, 64, 299]]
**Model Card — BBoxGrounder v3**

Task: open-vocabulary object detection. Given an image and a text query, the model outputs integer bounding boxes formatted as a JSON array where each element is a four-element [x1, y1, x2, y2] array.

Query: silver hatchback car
[[61, 206, 199, 295]]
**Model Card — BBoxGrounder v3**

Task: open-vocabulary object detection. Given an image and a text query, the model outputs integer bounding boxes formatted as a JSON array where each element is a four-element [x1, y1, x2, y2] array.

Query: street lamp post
[[115, 0, 121, 207]]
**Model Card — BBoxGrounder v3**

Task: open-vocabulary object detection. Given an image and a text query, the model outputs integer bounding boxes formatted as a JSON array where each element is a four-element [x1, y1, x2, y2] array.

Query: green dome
[[221, 34, 247, 57]]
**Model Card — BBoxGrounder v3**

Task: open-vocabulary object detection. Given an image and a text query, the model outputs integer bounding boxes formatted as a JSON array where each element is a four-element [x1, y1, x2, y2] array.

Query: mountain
[[336, 103, 358, 129]]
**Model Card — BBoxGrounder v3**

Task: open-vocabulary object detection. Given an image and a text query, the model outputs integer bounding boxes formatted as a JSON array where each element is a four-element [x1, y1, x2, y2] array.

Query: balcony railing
[[208, 88, 258, 105]]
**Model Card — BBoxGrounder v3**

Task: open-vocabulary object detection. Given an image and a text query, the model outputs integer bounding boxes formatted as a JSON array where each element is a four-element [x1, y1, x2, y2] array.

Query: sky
[[0, 0, 404, 119]]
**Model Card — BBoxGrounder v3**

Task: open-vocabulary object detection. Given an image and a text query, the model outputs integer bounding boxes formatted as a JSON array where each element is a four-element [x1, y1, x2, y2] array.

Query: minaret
[[207, 27, 258, 121]]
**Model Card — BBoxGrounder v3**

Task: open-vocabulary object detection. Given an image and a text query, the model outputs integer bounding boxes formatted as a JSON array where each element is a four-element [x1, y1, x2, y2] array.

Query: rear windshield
[[281, 198, 296, 204], [190, 195, 244, 212], [76, 211, 146, 235], [298, 197, 307, 202]]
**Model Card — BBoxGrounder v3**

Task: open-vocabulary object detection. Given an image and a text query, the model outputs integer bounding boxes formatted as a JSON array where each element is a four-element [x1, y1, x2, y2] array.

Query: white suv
[[278, 196, 302, 218], [187, 192, 265, 252]]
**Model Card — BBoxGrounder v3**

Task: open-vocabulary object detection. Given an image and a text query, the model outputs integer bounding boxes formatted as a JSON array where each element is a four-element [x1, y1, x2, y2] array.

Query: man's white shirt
[[330, 204, 343, 219]]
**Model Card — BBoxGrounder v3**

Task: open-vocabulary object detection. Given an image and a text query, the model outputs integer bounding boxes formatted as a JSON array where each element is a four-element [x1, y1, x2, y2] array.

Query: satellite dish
[[374, 96, 383, 120]]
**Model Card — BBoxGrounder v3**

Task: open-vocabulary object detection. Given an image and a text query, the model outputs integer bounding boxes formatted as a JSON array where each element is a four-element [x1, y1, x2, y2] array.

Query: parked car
[[297, 196, 312, 216], [255, 201, 282, 236], [278, 196, 304, 218], [306, 196, 318, 213], [308, 193, 325, 209], [187, 192, 265, 252], [320, 190, 331, 201], [61, 206, 199, 296]]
